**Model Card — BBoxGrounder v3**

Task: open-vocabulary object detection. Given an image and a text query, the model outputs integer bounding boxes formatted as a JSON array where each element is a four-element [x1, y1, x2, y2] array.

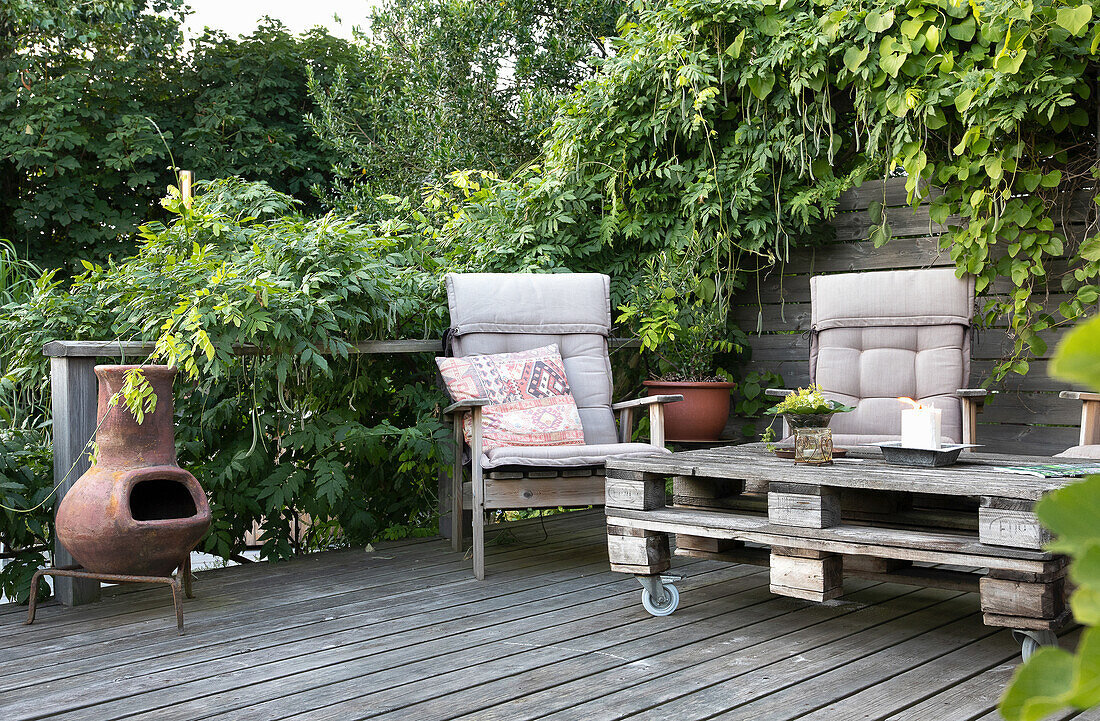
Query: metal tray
[[873, 442, 981, 467]]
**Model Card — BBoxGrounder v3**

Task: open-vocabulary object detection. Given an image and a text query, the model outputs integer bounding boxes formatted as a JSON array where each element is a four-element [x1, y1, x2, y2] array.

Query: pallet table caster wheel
[[1013, 630, 1058, 661], [637, 574, 680, 617]]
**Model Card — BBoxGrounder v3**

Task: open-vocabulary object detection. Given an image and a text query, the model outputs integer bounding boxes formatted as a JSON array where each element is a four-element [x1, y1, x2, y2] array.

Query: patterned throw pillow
[[436, 344, 586, 451]]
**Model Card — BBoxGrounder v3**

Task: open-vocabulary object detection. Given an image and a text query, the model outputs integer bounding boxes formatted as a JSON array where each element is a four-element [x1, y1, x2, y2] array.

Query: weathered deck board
[[1, 514, 600, 660], [2, 522, 604, 661], [886, 630, 1084, 721], [0, 510, 1079, 721], [797, 627, 1078, 720]]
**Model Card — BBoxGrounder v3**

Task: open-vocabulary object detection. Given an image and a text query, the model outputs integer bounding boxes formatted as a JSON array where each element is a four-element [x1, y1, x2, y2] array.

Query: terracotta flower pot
[[643, 380, 734, 442], [55, 365, 211, 577]]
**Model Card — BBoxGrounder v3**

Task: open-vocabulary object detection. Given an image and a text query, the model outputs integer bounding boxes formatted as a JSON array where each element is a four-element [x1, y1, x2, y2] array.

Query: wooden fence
[[730, 176, 1097, 456]]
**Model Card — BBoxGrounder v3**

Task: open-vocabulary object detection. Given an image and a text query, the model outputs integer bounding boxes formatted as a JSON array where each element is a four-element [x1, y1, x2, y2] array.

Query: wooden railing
[[43, 338, 449, 605], [42, 337, 641, 605]]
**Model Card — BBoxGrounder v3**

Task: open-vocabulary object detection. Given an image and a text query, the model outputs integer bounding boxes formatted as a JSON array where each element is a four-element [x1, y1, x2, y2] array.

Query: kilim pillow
[[436, 344, 586, 450]]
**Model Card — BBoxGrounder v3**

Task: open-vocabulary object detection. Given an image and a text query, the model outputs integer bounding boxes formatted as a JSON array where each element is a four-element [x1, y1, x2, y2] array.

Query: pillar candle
[[901, 406, 941, 450]]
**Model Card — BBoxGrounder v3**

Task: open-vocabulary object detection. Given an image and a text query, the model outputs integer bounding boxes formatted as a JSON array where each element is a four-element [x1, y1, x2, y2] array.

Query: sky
[[182, 0, 378, 39]]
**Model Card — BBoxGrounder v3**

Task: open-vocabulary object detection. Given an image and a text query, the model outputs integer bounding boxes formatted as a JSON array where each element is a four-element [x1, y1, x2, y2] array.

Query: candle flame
[[897, 396, 925, 410]]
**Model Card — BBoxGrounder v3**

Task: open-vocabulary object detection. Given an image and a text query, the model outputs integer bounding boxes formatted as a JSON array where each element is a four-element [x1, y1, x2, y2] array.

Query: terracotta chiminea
[[56, 365, 211, 577]]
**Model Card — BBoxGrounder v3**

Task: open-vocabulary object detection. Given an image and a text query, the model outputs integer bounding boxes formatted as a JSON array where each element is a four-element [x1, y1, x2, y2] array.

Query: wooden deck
[[0, 510, 1094, 721]]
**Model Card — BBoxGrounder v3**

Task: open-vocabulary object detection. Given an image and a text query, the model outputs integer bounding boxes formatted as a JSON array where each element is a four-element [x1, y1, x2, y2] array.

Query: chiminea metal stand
[[25, 555, 194, 635]]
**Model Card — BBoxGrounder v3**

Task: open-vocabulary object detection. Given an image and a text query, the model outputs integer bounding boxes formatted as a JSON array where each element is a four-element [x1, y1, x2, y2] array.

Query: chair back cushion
[[436, 344, 586, 450], [446, 273, 619, 445], [809, 268, 974, 443]]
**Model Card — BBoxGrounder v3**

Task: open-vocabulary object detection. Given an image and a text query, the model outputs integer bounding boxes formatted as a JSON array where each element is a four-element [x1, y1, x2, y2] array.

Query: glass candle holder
[[794, 427, 834, 466]]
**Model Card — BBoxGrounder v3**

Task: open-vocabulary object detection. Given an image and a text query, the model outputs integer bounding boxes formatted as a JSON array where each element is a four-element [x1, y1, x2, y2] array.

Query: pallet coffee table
[[605, 444, 1078, 659]]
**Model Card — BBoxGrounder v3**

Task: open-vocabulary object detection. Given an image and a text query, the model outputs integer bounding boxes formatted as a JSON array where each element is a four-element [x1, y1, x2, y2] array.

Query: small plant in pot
[[617, 263, 734, 443], [765, 384, 855, 431]]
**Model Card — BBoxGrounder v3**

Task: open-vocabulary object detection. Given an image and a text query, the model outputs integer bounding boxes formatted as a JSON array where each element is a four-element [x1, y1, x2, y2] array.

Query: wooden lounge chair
[[441, 273, 681, 579], [765, 267, 988, 445]]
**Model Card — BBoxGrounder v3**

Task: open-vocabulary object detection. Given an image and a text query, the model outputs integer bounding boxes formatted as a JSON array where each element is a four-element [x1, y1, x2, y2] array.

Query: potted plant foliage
[[765, 384, 855, 430], [617, 261, 735, 442]]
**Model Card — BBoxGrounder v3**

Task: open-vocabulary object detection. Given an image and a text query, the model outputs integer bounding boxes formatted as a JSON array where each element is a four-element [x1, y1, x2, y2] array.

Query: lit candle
[[898, 397, 941, 450]]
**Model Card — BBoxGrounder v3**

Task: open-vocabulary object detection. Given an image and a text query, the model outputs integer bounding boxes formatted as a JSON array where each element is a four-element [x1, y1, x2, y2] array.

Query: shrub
[[0, 179, 450, 587]]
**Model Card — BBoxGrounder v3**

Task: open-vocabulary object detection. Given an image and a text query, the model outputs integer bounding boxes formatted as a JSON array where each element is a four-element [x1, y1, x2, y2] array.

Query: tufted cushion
[[809, 269, 974, 444], [436, 344, 586, 450], [446, 274, 619, 445], [814, 325, 966, 442]]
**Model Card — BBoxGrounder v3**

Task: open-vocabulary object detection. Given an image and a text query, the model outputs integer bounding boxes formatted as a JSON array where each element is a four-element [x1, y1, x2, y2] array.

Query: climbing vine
[[401, 0, 1100, 376]]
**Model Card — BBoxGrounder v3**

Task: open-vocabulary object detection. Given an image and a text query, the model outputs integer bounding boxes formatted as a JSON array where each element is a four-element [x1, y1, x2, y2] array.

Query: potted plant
[[765, 384, 855, 430], [617, 261, 735, 442]]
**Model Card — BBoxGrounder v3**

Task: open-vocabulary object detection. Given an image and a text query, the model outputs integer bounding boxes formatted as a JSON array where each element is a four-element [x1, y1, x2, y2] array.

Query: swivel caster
[[1013, 629, 1059, 661], [638, 574, 681, 617]]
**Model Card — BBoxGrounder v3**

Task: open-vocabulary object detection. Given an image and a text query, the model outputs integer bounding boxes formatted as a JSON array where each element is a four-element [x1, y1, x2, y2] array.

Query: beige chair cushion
[[482, 443, 668, 469], [447, 273, 620, 445], [1055, 445, 1100, 459], [809, 269, 974, 444]]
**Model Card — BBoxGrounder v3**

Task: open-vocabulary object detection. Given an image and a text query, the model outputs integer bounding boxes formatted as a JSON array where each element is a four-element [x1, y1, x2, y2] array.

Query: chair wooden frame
[[443, 394, 682, 580], [1060, 390, 1100, 449]]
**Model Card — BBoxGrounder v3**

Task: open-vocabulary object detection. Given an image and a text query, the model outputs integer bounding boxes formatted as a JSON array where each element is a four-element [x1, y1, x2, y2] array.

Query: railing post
[[49, 356, 101, 605]]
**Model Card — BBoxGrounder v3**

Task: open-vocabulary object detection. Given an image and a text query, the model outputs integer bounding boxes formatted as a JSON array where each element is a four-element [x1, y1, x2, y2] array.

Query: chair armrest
[[765, 388, 795, 398], [1061, 391, 1100, 447], [614, 396, 682, 446], [611, 395, 683, 410], [956, 390, 994, 446], [443, 398, 491, 416], [1061, 391, 1100, 402]]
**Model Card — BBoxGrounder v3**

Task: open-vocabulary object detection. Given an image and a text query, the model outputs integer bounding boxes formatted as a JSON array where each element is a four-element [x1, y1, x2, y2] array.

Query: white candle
[[900, 403, 941, 450]]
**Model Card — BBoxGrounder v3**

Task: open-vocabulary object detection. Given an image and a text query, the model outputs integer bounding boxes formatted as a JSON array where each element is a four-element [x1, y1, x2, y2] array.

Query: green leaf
[[900, 18, 922, 38], [1050, 316, 1100, 391], [1011, 260, 1029, 285], [1025, 331, 1047, 356], [954, 89, 975, 113], [1070, 570, 1100, 626], [843, 46, 870, 72], [1021, 172, 1043, 192], [879, 53, 906, 77], [1000, 646, 1076, 721], [929, 199, 951, 224], [726, 29, 747, 58], [868, 200, 884, 225], [1068, 627, 1100, 708], [1080, 236, 1100, 262], [948, 16, 976, 41], [926, 24, 940, 50], [864, 9, 895, 33], [1057, 5, 1093, 36], [996, 49, 1027, 74], [747, 72, 775, 100], [985, 156, 1003, 181]]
